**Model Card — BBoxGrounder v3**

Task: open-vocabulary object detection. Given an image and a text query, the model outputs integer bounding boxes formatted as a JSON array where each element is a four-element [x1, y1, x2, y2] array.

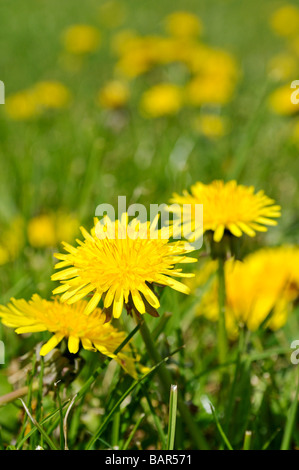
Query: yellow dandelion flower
[[5, 81, 71, 120], [192, 113, 229, 139], [140, 83, 183, 118], [114, 36, 156, 79], [33, 81, 71, 110], [0, 217, 24, 265], [268, 83, 299, 115], [113, 34, 186, 78], [5, 90, 40, 120], [186, 74, 236, 106], [51, 215, 196, 319], [170, 180, 281, 243], [192, 246, 299, 337], [164, 11, 202, 38], [111, 30, 140, 55], [188, 47, 239, 79], [270, 4, 299, 38], [27, 212, 79, 249], [184, 48, 239, 106], [0, 295, 137, 377], [97, 80, 130, 109], [62, 24, 101, 55]]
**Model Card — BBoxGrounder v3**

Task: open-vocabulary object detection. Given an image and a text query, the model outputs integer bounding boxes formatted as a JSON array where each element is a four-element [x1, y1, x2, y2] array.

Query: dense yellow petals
[[170, 180, 281, 242], [52, 216, 196, 318], [0, 296, 137, 377]]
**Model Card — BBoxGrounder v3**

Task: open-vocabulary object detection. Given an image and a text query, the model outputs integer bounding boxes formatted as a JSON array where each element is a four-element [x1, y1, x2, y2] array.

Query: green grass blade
[[242, 430, 252, 450], [122, 413, 145, 450], [165, 384, 178, 450], [281, 372, 299, 450], [19, 399, 58, 450], [210, 403, 233, 450], [86, 350, 179, 450]]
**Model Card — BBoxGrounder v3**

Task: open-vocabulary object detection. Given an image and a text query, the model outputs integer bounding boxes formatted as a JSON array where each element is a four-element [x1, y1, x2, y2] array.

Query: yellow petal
[[228, 223, 242, 237], [40, 333, 64, 356], [132, 289, 146, 314], [113, 288, 124, 318], [15, 324, 47, 334], [213, 224, 225, 242], [84, 292, 102, 315], [139, 284, 160, 309], [68, 336, 80, 354]]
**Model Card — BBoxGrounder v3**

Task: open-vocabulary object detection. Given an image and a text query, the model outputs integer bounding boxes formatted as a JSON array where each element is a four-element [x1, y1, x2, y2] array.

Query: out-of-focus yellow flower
[[0, 217, 24, 265], [170, 180, 281, 243], [114, 34, 187, 78], [140, 83, 183, 118], [113, 32, 190, 71], [270, 4, 299, 38], [111, 29, 139, 55], [5, 90, 39, 120], [188, 47, 239, 78], [192, 113, 229, 139], [186, 74, 236, 106], [186, 51, 239, 106], [116, 49, 152, 78], [184, 48, 239, 106], [27, 212, 79, 249], [267, 53, 298, 81], [114, 35, 157, 78], [0, 295, 137, 377], [164, 11, 202, 38], [97, 80, 129, 109], [98, 0, 126, 29], [62, 24, 101, 55], [268, 83, 299, 115], [5, 81, 71, 120], [33, 81, 71, 110], [191, 246, 299, 338]]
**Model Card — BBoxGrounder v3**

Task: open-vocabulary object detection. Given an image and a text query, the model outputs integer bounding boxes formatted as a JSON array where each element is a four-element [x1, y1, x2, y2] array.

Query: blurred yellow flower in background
[[62, 24, 101, 55], [27, 212, 79, 249], [97, 80, 130, 109], [140, 83, 183, 118], [170, 180, 281, 242], [187, 47, 239, 78], [0, 217, 24, 265], [270, 4, 299, 38], [192, 113, 229, 139], [268, 83, 299, 115], [0, 295, 137, 377], [5, 90, 39, 120], [114, 35, 158, 78], [185, 49, 239, 106], [33, 81, 71, 110], [190, 246, 299, 338], [5, 81, 71, 120], [164, 11, 202, 38]]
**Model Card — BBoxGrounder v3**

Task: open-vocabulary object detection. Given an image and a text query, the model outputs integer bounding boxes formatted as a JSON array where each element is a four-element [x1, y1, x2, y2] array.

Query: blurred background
[[1, 0, 299, 448]]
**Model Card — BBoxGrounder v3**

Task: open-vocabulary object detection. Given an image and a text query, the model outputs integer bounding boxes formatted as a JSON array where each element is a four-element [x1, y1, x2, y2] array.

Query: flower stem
[[217, 257, 228, 364], [136, 315, 209, 450]]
